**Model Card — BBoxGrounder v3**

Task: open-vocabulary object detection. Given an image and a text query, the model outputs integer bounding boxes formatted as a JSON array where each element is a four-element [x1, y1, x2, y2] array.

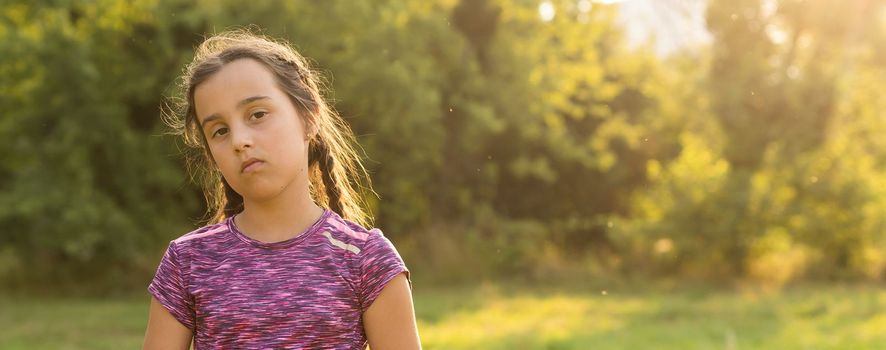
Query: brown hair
[[163, 29, 375, 228]]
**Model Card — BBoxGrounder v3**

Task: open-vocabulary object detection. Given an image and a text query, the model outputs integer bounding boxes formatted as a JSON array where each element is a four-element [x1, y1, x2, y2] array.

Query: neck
[[237, 180, 325, 243]]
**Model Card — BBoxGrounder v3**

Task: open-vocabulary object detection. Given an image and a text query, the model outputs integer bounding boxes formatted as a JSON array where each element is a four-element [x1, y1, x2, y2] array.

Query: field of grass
[[1, 281, 885, 349]]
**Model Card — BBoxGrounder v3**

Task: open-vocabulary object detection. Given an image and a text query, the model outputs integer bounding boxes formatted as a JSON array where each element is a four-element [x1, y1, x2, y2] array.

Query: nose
[[230, 126, 254, 152]]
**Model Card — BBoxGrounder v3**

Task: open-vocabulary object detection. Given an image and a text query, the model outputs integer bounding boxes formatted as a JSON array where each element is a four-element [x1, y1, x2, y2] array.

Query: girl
[[143, 30, 421, 349]]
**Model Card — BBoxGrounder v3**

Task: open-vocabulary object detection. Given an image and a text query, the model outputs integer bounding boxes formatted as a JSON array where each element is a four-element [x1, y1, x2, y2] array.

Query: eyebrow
[[200, 95, 271, 128]]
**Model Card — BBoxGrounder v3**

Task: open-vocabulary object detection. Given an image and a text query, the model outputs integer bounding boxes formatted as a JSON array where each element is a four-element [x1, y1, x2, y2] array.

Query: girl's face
[[194, 58, 313, 204]]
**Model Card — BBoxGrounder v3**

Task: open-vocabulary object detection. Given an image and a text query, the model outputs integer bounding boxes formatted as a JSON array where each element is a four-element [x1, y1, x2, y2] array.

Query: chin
[[247, 188, 288, 203], [231, 181, 286, 202]]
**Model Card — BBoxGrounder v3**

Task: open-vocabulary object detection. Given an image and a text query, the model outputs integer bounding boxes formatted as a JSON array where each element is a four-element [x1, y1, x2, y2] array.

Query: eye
[[251, 111, 268, 120], [211, 127, 229, 138]]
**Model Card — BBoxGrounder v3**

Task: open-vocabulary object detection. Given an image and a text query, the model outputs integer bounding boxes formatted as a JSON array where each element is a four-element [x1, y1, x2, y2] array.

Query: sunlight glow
[[539, 1, 555, 22], [578, 0, 593, 13]]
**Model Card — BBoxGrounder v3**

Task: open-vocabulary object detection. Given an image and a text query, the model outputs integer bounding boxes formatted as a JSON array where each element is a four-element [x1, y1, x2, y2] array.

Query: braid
[[222, 177, 244, 218], [309, 139, 344, 217]]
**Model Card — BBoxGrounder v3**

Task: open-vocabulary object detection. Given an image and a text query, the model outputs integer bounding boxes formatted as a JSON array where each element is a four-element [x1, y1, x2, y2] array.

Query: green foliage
[[0, 0, 202, 291], [0, 0, 884, 291], [618, 0, 886, 282]]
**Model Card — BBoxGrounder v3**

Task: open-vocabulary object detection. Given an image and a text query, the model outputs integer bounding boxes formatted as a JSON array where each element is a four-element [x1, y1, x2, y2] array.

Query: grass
[[1, 281, 885, 349]]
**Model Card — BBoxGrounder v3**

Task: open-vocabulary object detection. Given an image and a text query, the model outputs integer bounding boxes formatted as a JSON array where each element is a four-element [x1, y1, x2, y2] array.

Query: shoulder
[[322, 212, 406, 275], [322, 211, 386, 255], [168, 220, 231, 252]]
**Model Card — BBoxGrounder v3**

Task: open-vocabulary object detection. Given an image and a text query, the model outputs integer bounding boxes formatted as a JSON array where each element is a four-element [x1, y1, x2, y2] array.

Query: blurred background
[[1, 0, 885, 348]]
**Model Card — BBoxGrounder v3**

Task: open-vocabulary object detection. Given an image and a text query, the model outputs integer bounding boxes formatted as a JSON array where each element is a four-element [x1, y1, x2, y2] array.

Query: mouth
[[240, 158, 264, 173]]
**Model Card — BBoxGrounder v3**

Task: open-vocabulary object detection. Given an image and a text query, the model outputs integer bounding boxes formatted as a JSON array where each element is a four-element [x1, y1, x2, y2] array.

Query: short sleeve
[[357, 229, 412, 313], [147, 240, 196, 331]]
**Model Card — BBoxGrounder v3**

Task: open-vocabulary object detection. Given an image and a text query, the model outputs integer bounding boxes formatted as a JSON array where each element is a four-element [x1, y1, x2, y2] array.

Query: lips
[[240, 158, 264, 173]]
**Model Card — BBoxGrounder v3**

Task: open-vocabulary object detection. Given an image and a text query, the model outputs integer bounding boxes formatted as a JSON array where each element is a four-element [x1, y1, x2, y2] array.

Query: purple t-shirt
[[148, 209, 412, 349]]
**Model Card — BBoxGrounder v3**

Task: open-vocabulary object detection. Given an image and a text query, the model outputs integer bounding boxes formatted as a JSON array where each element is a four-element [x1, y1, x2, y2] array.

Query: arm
[[363, 273, 422, 350], [143, 296, 194, 350]]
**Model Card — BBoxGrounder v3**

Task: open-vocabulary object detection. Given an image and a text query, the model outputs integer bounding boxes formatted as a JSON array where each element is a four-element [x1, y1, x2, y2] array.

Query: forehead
[[194, 58, 281, 122]]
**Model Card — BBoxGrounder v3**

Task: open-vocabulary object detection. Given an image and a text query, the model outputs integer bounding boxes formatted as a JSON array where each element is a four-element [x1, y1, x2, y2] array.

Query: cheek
[[207, 145, 235, 173], [269, 123, 307, 155], [272, 138, 304, 166]]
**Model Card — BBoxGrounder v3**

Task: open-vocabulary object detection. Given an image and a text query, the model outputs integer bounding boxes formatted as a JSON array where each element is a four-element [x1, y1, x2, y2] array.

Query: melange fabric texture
[[148, 209, 412, 349]]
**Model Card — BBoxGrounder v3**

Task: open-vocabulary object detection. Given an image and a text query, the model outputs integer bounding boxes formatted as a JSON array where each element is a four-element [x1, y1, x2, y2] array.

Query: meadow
[[2, 281, 884, 349]]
